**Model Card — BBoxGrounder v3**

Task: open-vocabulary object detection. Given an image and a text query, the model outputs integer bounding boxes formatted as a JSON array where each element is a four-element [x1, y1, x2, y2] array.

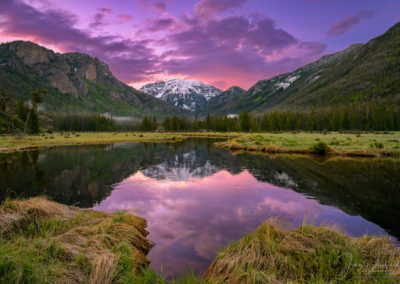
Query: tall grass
[[204, 220, 400, 283], [0, 197, 152, 284], [2, 198, 399, 283]]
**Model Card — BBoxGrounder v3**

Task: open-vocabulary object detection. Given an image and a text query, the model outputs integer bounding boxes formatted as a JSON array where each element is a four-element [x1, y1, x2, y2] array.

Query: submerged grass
[[204, 221, 400, 283]]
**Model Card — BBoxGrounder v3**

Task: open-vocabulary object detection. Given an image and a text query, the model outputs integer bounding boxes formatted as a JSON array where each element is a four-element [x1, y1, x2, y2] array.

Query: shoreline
[[0, 132, 233, 153], [1, 197, 399, 283], [213, 131, 400, 158], [214, 141, 400, 158], [0, 131, 399, 158]]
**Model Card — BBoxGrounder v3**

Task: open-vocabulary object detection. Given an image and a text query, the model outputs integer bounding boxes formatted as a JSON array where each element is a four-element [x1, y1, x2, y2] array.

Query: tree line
[[1, 86, 399, 133], [140, 98, 400, 132], [53, 114, 116, 131]]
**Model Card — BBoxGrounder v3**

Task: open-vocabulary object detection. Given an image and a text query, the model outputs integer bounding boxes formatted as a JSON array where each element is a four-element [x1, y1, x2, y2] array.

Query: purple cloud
[[157, 14, 324, 88], [138, 0, 169, 12], [141, 18, 176, 33], [99, 8, 113, 14], [328, 10, 374, 37], [154, 2, 167, 12], [0, 0, 157, 81], [90, 12, 107, 29], [116, 14, 132, 23], [194, 0, 248, 19], [0, 0, 326, 88]]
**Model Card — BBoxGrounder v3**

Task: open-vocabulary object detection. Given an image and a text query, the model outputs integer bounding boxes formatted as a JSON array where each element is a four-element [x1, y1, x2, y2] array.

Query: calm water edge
[[1, 138, 399, 278]]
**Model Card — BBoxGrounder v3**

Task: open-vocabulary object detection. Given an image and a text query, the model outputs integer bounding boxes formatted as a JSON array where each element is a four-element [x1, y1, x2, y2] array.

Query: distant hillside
[[140, 78, 222, 111], [0, 41, 187, 119], [211, 22, 400, 114], [198, 86, 245, 115]]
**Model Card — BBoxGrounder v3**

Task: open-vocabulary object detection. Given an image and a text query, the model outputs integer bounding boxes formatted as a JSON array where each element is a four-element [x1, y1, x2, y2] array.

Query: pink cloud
[[328, 10, 374, 37], [154, 1, 167, 12], [116, 14, 132, 23], [140, 17, 176, 33], [138, 0, 169, 12], [194, 0, 248, 19], [0, 0, 326, 89], [99, 8, 113, 14]]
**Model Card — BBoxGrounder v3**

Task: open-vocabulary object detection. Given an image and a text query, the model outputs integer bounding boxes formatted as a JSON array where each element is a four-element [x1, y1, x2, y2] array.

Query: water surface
[[1, 139, 399, 278]]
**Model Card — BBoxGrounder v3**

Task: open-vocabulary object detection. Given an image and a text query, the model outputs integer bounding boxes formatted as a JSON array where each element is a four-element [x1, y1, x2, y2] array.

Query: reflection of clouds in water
[[194, 234, 221, 260], [93, 169, 387, 278], [275, 171, 298, 189]]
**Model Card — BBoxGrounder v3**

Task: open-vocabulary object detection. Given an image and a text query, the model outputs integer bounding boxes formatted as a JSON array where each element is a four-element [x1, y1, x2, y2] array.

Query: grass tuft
[[203, 221, 400, 283], [0, 197, 152, 284]]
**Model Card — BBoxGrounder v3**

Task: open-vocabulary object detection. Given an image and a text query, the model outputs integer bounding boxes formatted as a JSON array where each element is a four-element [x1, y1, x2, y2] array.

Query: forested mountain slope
[[218, 22, 400, 114], [0, 41, 187, 119]]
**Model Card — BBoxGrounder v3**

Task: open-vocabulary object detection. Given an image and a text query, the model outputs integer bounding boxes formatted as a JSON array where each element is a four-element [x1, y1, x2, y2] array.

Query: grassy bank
[[0, 132, 234, 153], [204, 221, 400, 283], [1, 131, 399, 157], [0, 197, 212, 284], [214, 131, 400, 157], [0, 132, 185, 153], [0, 197, 152, 283], [1, 198, 399, 283]]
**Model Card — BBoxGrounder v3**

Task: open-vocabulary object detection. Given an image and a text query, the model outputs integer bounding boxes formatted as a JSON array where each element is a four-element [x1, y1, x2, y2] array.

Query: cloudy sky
[[0, 0, 399, 89]]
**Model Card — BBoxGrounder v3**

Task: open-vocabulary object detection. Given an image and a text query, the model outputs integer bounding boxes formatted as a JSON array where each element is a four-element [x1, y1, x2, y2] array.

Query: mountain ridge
[[0, 41, 187, 119], [212, 22, 400, 114], [140, 78, 222, 111]]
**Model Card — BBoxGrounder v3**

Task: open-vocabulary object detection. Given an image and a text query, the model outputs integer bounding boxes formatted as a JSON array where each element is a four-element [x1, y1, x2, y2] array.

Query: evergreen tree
[[16, 100, 28, 122], [28, 107, 40, 133], [152, 116, 157, 130], [23, 89, 47, 134], [239, 110, 251, 132], [206, 113, 211, 130], [163, 117, 171, 131], [139, 116, 151, 131]]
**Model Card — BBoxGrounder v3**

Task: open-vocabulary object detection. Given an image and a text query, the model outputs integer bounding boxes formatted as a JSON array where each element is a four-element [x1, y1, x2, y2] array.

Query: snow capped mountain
[[139, 78, 222, 111]]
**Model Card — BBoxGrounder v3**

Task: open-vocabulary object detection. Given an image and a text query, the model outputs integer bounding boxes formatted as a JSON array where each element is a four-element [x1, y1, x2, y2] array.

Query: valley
[[0, 1, 400, 282]]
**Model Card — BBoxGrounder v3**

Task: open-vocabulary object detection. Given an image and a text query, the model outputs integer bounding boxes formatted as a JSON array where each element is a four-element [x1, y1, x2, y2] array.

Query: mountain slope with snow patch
[[140, 79, 222, 111]]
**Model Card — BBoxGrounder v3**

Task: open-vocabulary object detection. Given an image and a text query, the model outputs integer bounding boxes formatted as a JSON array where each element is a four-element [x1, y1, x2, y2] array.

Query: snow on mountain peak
[[139, 78, 222, 111]]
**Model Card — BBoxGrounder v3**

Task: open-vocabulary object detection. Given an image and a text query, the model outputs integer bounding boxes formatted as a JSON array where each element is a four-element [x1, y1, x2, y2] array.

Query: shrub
[[310, 141, 329, 155], [374, 142, 384, 149]]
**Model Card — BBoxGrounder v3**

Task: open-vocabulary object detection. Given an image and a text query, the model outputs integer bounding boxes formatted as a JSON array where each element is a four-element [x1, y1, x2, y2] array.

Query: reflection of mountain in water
[[143, 151, 218, 181], [0, 138, 399, 238]]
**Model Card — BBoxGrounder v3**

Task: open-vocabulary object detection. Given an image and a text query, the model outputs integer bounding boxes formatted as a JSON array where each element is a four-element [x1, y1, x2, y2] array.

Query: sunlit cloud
[[0, 0, 394, 89]]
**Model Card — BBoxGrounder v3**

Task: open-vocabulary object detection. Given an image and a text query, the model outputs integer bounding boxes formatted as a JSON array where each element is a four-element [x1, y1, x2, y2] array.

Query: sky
[[0, 0, 399, 90]]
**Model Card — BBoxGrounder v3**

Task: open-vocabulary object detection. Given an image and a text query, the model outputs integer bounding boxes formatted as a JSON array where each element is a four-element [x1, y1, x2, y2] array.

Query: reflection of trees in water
[[0, 143, 174, 207], [0, 139, 399, 238]]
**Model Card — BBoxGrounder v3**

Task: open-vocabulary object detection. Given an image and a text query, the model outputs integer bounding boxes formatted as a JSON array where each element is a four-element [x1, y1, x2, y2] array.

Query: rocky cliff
[[0, 41, 186, 118]]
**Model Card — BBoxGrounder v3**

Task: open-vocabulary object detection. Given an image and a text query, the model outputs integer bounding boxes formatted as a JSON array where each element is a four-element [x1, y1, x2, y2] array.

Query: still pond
[[1, 138, 399, 278]]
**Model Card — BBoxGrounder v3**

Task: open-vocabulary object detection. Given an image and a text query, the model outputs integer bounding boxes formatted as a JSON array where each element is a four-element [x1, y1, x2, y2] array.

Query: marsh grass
[[0, 197, 152, 284], [0, 132, 200, 153], [2, 198, 399, 283], [215, 131, 400, 157], [2, 131, 399, 157], [204, 221, 400, 283]]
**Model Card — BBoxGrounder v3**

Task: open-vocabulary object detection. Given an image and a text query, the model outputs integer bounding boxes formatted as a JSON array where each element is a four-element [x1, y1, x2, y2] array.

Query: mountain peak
[[225, 86, 245, 92], [140, 78, 222, 111]]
